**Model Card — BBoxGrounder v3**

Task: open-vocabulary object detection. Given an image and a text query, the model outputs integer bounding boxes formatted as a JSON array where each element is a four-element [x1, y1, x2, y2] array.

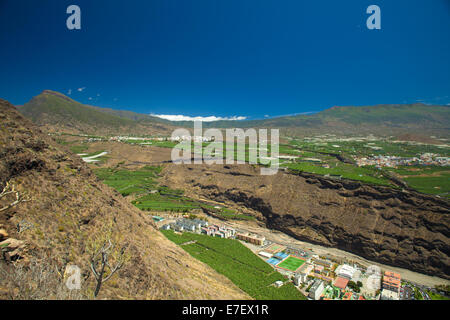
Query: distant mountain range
[[17, 90, 450, 137]]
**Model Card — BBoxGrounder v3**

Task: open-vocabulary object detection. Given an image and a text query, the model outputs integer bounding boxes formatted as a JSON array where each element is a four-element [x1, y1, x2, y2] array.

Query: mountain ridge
[[16, 90, 450, 137]]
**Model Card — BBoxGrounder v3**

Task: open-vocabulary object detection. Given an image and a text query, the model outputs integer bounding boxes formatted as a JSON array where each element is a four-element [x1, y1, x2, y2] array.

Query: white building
[[294, 273, 308, 286], [274, 281, 284, 288], [381, 289, 400, 300], [259, 251, 273, 259], [308, 280, 324, 300], [335, 264, 357, 280], [366, 265, 381, 276], [351, 270, 362, 283]]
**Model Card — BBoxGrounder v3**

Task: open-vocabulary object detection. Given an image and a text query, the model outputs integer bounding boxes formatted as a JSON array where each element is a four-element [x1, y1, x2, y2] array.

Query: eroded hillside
[[0, 99, 250, 299], [161, 164, 450, 279]]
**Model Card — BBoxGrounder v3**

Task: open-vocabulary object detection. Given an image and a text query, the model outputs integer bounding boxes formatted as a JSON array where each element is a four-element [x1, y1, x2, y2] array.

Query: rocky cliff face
[[0, 99, 249, 300], [161, 164, 450, 279]]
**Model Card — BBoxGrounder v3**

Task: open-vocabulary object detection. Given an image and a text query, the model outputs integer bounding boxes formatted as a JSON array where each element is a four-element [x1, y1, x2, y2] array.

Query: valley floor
[[205, 215, 450, 288], [70, 139, 449, 289]]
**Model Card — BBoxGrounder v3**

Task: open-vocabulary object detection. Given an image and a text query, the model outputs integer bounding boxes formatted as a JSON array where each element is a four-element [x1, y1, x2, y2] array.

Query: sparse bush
[[0, 259, 86, 300]]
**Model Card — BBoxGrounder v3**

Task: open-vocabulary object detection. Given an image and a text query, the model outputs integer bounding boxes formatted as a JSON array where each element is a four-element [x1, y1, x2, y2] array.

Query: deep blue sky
[[0, 0, 449, 119]]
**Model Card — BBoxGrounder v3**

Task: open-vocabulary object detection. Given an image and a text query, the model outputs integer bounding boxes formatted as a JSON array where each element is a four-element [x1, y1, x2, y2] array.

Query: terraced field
[[94, 166, 258, 218], [94, 166, 161, 196]]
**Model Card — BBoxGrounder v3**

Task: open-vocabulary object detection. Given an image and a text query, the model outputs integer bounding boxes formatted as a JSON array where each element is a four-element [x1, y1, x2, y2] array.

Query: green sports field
[[277, 256, 305, 272]]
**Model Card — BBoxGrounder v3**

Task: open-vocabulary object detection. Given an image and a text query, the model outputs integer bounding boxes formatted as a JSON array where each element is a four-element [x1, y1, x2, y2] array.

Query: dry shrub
[[0, 259, 86, 300]]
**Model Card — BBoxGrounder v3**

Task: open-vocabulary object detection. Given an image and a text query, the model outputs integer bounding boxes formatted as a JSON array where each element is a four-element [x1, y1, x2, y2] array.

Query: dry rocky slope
[[0, 99, 249, 299], [162, 164, 450, 280]]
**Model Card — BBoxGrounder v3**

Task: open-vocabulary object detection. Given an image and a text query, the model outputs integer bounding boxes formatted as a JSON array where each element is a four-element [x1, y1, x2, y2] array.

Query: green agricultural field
[[161, 230, 306, 300], [69, 144, 89, 154], [95, 166, 198, 211], [277, 256, 305, 272], [284, 162, 393, 186], [403, 174, 450, 197], [94, 166, 246, 213], [133, 193, 201, 212], [387, 166, 450, 197], [137, 140, 278, 165], [289, 138, 450, 158], [94, 166, 162, 196]]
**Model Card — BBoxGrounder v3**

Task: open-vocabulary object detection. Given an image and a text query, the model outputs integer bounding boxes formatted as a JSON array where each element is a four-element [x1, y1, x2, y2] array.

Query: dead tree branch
[[0, 182, 30, 213], [90, 239, 127, 297]]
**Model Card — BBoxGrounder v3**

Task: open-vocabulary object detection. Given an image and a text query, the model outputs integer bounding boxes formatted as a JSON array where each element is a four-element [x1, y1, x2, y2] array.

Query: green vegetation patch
[[53, 136, 89, 154], [133, 192, 201, 213], [427, 290, 450, 300], [277, 256, 305, 272], [94, 166, 161, 196], [289, 139, 450, 159], [387, 166, 450, 197], [403, 174, 450, 197], [94, 166, 244, 214], [69, 144, 89, 154], [95, 166, 198, 211], [284, 162, 393, 186], [161, 230, 306, 300]]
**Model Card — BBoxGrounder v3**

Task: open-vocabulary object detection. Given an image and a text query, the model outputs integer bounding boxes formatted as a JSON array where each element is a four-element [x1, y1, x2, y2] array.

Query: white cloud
[[67, 89, 72, 95], [151, 114, 247, 122], [77, 87, 86, 92]]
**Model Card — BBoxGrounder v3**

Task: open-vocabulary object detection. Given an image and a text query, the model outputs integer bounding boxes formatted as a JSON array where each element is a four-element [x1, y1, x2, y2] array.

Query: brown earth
[[160, 163, 450, 279], [395, 133, 445, 145], [80, 141, 173, 169], [0, 99, 250, 300]]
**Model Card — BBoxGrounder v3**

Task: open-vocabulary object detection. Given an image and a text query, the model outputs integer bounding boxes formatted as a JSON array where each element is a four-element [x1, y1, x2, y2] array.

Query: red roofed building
[[334, 276, 349, 290], [383, 271, 401, 293], [385, 271, 401, 279]]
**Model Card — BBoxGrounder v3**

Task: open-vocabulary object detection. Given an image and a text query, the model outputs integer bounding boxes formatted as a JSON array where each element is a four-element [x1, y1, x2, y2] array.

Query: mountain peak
[[39, 90, 74, 102]]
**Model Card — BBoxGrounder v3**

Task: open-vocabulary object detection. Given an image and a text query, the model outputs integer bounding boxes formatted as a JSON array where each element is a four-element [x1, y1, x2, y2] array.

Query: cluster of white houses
[[161, 218, 266, 245], [161, 218, 237, 239], [201, 224, 236, 238], [161, 218, 208, 232], [356, 154, 450, 168]]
